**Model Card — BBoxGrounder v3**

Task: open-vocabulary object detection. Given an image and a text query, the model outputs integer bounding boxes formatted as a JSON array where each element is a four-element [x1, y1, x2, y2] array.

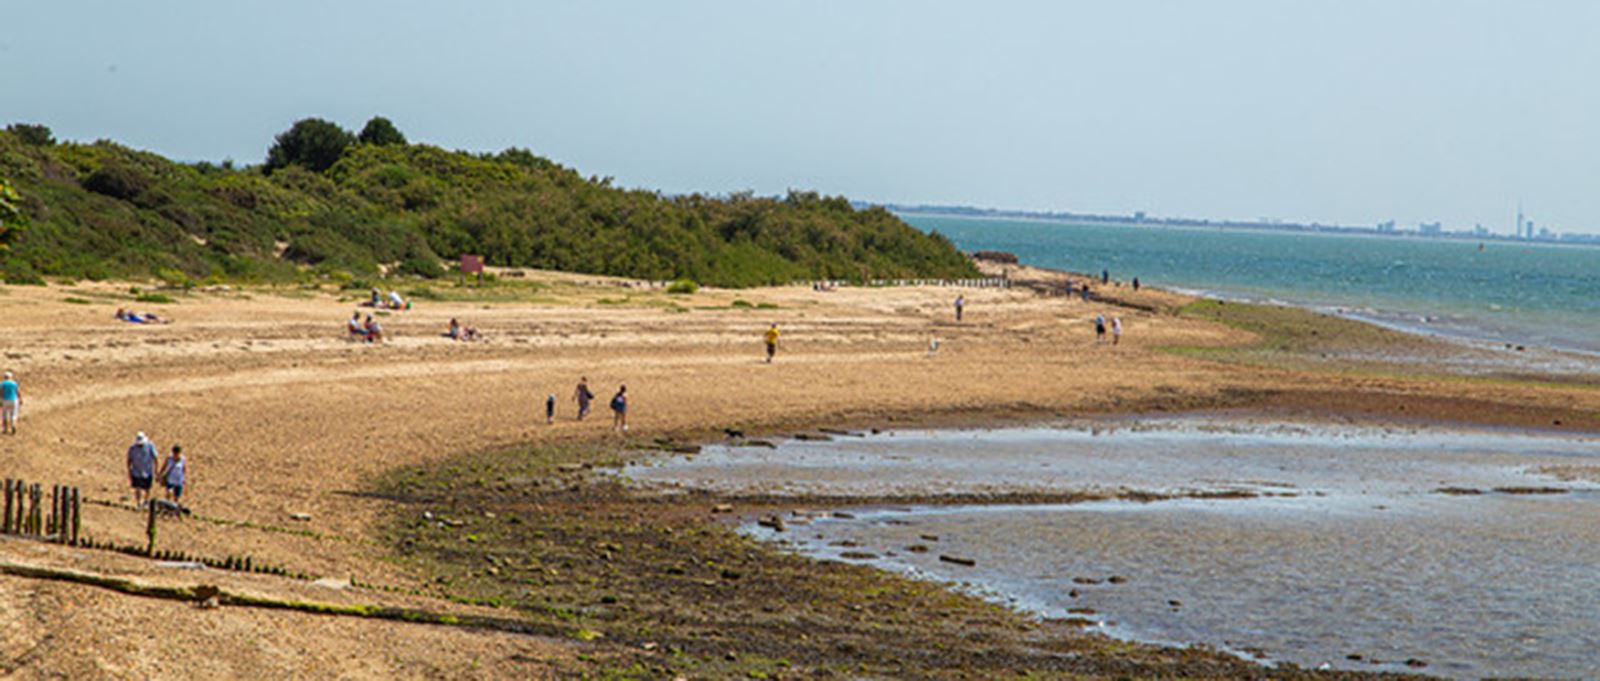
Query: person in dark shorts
[[611, 385, 628, 432], [574, 377, 594, 420], [126, 432, 158, 506], [764, 324, 780, 363], [954, 294, 965, 322], [158, 444, 187, 504], [545, 393, 557, 424], [1094, 314, 1107, 344]]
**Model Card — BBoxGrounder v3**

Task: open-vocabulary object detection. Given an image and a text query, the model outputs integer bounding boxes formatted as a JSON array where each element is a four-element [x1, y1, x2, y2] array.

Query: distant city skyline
[[3, 1, 1598, 234], [874, 200, 1599, 245]]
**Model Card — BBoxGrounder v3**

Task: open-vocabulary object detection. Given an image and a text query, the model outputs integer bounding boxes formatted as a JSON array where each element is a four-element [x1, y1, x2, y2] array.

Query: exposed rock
[[289, 512, 312, 522], [710, 504, 734, 514], [839, 551, 878, 560], [938, 554, 976, 567], [918, 533, 939, 542], [1107, 575, 1128, 584], [906, 544, 930, 553]]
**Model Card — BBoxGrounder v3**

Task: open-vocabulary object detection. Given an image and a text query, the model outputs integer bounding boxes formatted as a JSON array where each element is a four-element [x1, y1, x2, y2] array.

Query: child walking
[[158, 444, 187, 504]]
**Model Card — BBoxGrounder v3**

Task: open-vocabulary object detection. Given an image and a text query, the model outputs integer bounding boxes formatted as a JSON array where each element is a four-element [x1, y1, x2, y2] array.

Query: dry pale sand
[[0, 273, 1595, 678]]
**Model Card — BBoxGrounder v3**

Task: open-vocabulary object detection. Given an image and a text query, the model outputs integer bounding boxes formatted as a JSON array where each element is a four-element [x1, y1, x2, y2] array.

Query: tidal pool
[[630, 419, 1600, 678]]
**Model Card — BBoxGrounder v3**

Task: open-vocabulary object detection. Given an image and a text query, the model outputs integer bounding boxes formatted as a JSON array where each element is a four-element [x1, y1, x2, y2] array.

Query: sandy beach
[[1, 268, 1597, 678]]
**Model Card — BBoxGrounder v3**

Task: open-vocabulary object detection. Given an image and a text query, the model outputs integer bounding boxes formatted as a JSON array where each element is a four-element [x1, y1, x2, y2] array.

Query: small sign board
[[460, 254, 484, 274]]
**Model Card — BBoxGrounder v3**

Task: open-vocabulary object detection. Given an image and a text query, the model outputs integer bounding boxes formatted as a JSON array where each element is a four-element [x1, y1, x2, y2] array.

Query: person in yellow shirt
[[764, 323, 780, 363]]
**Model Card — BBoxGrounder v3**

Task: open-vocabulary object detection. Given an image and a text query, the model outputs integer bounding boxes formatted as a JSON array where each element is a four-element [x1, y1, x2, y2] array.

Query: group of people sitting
[[347, 312, 385, 343], [363, 289, 409, 310], [114, 308, 170, 324]]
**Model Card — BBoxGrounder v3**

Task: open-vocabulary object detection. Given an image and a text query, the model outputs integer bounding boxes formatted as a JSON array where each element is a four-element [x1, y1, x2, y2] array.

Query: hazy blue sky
[[4, 1, 1597, 233]]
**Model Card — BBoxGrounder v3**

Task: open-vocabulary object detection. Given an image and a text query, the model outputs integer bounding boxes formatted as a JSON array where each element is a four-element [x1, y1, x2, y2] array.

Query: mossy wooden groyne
[[0, 560, 565, 638]]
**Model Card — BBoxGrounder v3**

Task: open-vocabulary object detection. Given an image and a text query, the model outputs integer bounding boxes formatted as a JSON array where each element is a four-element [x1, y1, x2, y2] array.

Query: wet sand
[[639, 419, 1600, 678]]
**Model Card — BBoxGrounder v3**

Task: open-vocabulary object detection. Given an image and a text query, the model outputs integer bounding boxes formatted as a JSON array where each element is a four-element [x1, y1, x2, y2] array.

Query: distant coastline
[[868, 202, 1600, 248]]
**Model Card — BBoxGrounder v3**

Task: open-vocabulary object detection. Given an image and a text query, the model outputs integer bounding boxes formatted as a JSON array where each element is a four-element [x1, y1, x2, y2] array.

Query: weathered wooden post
[[28, 484, 40, 535], [145, 498, 158, 556], [47, 484, 58, 536], [2, 479, 12, 534], [14, 481, 25, 534], [70, 487, 81, 545]]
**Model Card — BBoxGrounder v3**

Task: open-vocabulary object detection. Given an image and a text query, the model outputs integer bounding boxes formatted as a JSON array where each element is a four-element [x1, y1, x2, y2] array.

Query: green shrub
[[135, 292, 174, 304], [666, 279, 698, 295], [730, 299, 754, 308], [756, 302, 780, 310], [63, 297, 92, 305], [156, 267, 194, 289]]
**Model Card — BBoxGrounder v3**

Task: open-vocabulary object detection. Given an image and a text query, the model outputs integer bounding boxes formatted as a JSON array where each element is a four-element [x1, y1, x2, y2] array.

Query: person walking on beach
[[0, 371, 19, 435], [545, 393, 557, 424], [764, 323, 780, 363], [157, 444, 187, 505], [954, 294, 965, 322], [1101, 269, 1109, 285], [1111, 316, 1123, 346], [574, 377, 594, 421], [1131, 277, 1140, 292], [1094, 314, 1107, 344], [610, 385, 629, 432], [127, 432, 158, 507]]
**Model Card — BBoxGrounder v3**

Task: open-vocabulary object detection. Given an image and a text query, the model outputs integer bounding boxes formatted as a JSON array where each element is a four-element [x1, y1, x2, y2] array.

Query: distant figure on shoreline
[[1095, 314, 1107, 343], [1112, 316, 1122, 345], [1132, 277, 1140, 292], [1, 371, 19, 435], [127, 432, 158, 507], [545, 393, 557, 424], [1081, 285, 1091, 303], [574, 377, 594, 420], [954, 294, 965, 322], [611, 385, 628, 432], [1101, 269, 1109, 285], [765, 323, 780, 363]]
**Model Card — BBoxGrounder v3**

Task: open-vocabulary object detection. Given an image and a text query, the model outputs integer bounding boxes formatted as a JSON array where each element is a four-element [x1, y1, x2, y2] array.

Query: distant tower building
[[1516, 203, 1525, 239]]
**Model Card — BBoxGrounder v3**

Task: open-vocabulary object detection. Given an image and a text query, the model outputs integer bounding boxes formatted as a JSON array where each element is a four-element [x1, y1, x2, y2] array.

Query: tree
[[264, 118, 354, 174], [357, 116, 407, 146], [5, 123, 54, 146]]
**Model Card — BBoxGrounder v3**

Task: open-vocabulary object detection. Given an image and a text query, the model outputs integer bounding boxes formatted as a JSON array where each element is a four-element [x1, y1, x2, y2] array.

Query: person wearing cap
[[764, 323, 780, 363], [0, 371, 19, 435], [127, 432, 159, 506]]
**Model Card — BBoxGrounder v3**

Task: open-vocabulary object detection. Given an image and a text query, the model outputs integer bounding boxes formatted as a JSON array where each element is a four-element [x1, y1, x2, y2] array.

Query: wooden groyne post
[[1, 478, 83, 544]]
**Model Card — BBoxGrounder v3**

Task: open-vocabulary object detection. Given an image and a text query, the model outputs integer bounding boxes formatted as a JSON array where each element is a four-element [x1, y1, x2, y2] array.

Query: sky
[[3, 1, 1598, 234]]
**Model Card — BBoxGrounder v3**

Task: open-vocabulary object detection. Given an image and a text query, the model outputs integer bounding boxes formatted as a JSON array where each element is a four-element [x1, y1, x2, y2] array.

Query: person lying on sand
[[115, 308, 170, 324], [387, 290, 407, 310]]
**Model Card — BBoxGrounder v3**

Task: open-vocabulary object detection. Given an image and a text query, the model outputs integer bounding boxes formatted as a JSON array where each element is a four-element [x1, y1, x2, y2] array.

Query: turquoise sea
[[904, 214, 1600, 355]]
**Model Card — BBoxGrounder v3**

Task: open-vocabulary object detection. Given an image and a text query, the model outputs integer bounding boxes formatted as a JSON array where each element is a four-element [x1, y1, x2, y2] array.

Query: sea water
[[631, 421, 1600, 678], [906, 214, 1600, 356]]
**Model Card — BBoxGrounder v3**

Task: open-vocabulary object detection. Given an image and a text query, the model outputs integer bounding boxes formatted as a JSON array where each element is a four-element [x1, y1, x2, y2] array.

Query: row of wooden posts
[[2, 479, 81, 545]]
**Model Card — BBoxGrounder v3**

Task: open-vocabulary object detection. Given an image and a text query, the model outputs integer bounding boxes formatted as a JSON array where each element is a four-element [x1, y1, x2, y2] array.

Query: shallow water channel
[[627, 419, 1600, 678]]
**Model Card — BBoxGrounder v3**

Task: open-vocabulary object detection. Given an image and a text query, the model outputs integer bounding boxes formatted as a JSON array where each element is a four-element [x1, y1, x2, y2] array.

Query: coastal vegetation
[[0, 119, 977, 287]]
